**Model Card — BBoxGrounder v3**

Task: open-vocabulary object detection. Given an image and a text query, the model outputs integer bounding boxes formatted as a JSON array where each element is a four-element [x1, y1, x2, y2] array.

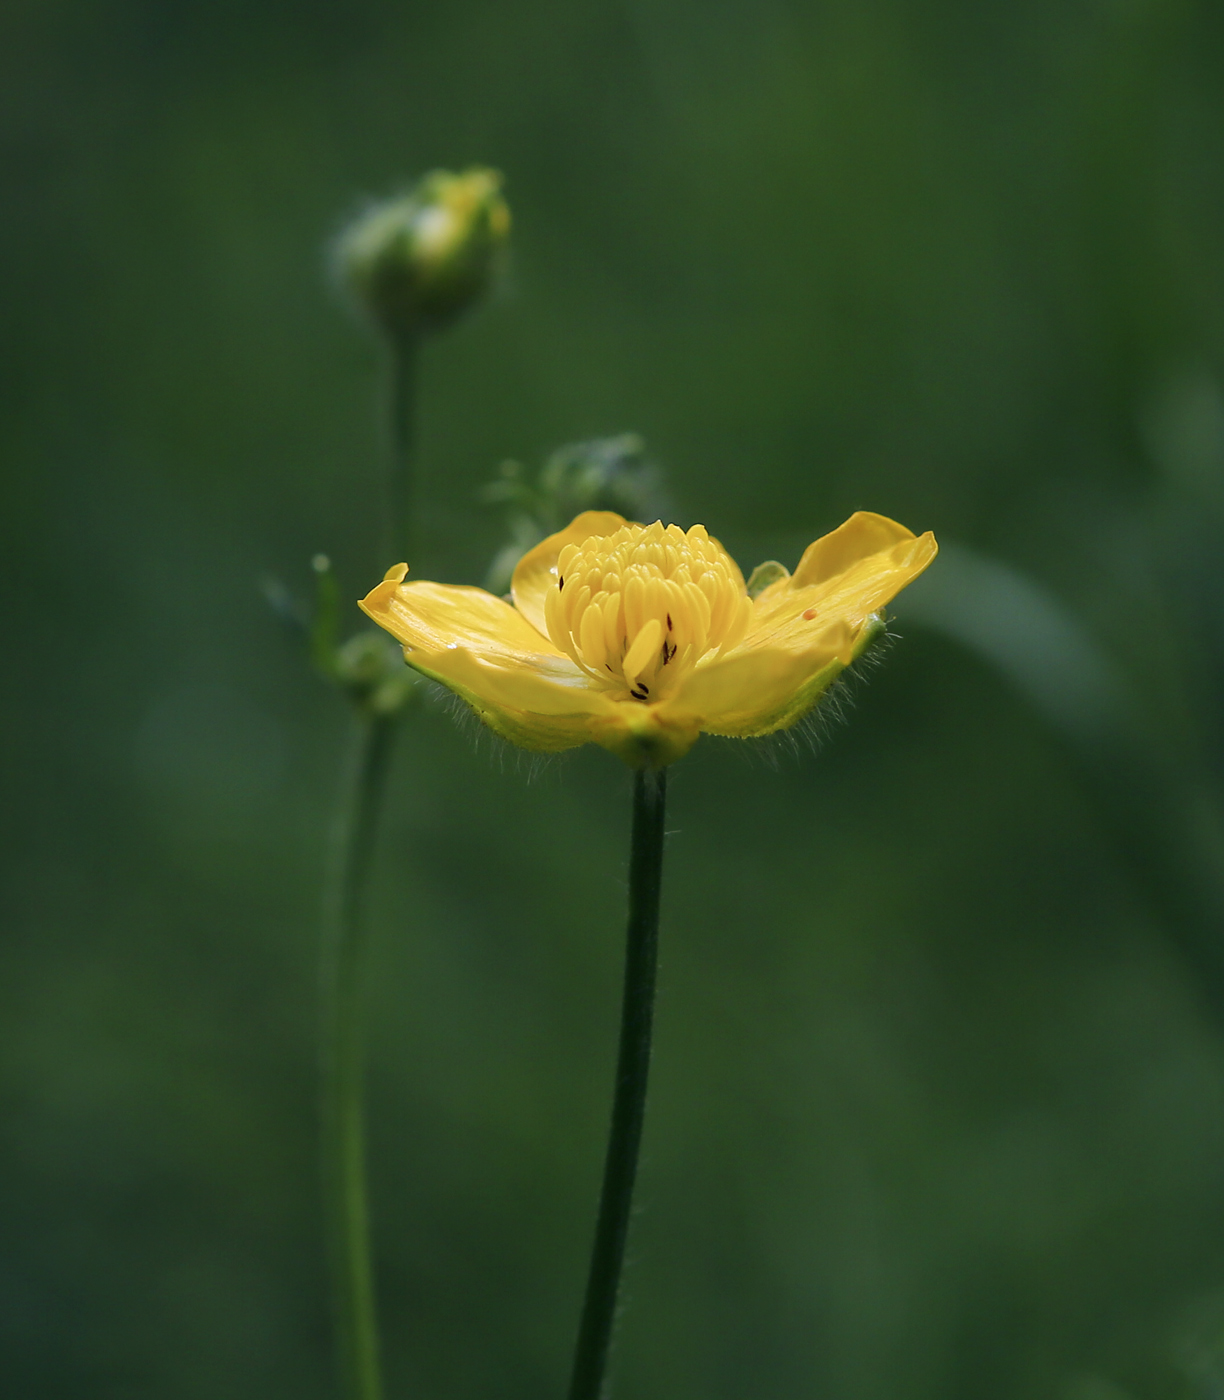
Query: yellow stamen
[[544, 521, 752, 700]]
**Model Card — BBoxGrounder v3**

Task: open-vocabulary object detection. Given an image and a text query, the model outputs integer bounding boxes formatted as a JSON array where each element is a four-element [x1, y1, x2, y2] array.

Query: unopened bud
[[334, 630, 419, 716], [335, 168, 510, 339]]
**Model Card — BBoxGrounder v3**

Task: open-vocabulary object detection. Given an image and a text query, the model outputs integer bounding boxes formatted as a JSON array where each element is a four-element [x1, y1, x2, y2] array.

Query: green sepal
[[746, 560, 789, 598]]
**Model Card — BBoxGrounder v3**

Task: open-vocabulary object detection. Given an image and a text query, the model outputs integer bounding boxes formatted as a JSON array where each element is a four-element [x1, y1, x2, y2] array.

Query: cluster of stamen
[[543, 521, 752, 701]]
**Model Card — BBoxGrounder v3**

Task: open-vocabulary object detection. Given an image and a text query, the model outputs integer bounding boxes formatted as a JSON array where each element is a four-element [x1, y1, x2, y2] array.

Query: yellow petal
[[661, 617, 870, 738], [664, 512, 936, 737], [789, 512, 917, 588], [740, 517, 937, 657], [623, 617, 663, 687], [359, 577, 620, 751], [510, 510, 628, 635]]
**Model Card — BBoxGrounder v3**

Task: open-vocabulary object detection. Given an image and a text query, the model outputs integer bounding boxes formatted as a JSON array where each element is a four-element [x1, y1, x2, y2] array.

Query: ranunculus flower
[[360, 509, 937, 767]]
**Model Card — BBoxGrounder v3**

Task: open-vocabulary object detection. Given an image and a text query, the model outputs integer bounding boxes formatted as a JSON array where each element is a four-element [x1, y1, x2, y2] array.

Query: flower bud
[[335, 168, 510, 340], [334, 629, 419, 716]]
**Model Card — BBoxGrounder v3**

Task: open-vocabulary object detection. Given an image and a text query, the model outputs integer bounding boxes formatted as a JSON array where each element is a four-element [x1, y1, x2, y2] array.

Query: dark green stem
[[385, 331, 419, 565], [568, 766, 668, 1400], [320, 713, 398, 1400]]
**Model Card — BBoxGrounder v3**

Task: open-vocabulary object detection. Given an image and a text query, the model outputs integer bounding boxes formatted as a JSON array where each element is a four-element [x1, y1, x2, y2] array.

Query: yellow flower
[[359, 510, 937, 767]]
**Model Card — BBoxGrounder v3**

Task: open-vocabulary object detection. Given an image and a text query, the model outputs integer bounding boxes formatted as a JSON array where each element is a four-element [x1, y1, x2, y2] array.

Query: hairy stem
[[568, 766, 668, 1400]]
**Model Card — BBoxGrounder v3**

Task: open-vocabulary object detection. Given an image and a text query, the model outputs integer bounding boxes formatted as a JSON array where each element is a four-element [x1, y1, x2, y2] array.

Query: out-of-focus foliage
[[4, 1, 1224, 1399], [481, 433, 665, 592], [265, 552, 420, 717]]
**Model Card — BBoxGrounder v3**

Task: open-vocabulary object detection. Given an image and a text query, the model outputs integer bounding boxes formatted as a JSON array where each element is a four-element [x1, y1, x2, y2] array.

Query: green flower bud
[[335, 168, 511, 340], [334, 629, 419, 716]]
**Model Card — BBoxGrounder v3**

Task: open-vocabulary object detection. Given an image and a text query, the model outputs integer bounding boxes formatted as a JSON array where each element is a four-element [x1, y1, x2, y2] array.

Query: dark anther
[[666, 613, 673, 630], [661, 641, 676, 665], [558, 576, 565, 591], [630, 682, 650, 701]]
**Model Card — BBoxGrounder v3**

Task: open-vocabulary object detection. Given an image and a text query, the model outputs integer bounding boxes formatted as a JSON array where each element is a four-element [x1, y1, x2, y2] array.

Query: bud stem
[[320, 713, 397, 1400], [385, 331, 420, 566], [567, 766, 667, 1400]]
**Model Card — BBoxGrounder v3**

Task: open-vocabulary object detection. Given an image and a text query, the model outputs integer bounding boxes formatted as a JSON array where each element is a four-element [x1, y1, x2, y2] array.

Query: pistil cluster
[[543, 521, 753, 701]]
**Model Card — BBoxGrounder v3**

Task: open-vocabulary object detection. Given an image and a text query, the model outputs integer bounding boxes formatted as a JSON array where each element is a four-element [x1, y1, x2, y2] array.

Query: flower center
[[543, 521, 752, 701]]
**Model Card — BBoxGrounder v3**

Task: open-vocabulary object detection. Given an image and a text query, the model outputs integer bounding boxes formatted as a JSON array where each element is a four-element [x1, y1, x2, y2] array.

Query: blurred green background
[[5, 1, 1224, 1397]]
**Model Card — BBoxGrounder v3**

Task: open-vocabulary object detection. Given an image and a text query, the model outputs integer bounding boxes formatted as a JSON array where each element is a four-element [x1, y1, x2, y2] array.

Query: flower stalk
[[321, 712, 397, 1400], [314, 163, 510, 1400], [568, 766, 668, 1400], [386, 331, 418, 567], [320, 318, 420, 1400]]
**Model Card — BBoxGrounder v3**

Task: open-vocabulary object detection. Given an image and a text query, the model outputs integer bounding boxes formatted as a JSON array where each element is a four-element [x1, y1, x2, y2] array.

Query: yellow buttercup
[[359, 509, 937, 767]]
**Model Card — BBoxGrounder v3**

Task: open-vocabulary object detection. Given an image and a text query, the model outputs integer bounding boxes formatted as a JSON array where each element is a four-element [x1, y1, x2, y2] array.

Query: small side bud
[[334, 630, 419, 716], [335, 167, 511, 340], [745, 560, 789, 598]]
